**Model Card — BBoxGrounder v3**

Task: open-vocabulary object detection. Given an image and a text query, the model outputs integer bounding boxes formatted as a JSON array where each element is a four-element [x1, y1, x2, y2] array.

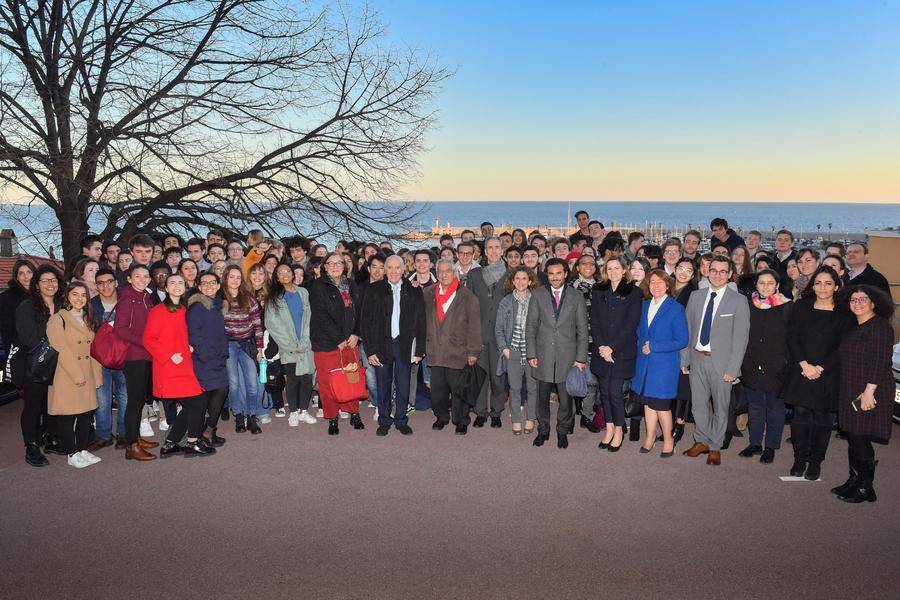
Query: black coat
[[674, 282, 697, 308], [0, 285, 28, 357], [774, 250, 798, 296], [740, 300, 792, 394], [308, 277, 359, 352], [847, 264, 891, 297], [12, 298, 62, 386], [784, 296, 852, 411], [359, 278, 426, 365], [186, 295, 229, 391], [589, 280, 643, 380]]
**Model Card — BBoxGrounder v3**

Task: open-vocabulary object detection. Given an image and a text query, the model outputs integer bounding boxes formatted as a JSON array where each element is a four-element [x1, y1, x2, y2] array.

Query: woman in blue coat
[[187, 271, 230, 447], [633, 269, 689, 457]]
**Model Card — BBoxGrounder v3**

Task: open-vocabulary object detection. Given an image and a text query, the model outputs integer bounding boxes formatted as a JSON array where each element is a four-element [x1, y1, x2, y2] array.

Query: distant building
[[0, 230, 64, 290]]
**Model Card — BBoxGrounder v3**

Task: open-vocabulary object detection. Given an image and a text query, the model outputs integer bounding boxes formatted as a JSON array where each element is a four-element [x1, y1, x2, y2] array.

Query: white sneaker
[[298, 410, 317, 424], [140, 418, 154, 437], [368, 401, 376, 408], [79, 450, 102, 465], [339, 411, 350, 419], [373, 408, 379, 421], [288, 411, 300, 427], [316, 408, 324, 418], [67, 453, 90, 469], [275, 408, 286, 418], [259, 415, 272, 424], [158, 419, 169, 431]]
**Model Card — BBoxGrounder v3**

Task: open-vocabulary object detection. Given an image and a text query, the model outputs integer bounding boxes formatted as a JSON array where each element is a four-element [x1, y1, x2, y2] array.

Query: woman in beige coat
[[47, 282, 103, 468]]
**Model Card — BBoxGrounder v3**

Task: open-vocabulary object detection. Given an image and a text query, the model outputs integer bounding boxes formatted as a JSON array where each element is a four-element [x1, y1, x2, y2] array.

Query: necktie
[[553, 289, 561, 309], [699, 291, 717, 347]]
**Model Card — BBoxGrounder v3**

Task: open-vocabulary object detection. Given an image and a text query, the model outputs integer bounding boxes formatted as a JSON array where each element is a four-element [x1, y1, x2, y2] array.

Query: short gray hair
[[435, 258, 456, 272]]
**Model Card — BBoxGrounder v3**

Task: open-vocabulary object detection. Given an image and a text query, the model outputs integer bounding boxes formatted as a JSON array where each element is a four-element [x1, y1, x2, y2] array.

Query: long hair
[[220, 264, 252, 310], [61, 281, 98, 330], [178, 258, 199, 286], [7, 259, 35, 291], [162, 274, 187, 313], [27, 264, 64, 321], [503, 266, 538, 294], [600, 256, 631, 285], [730, 245, 752, 277], [247, 262, 271, 308], [72, 257, 100, 282]]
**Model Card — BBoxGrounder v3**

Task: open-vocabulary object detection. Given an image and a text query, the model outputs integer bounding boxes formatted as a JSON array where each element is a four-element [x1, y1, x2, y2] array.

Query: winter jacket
[[265, 289, 315, 376], [186, 294, 230, 391], [142, 303, 203, 398], [114, 285, 154, 362]]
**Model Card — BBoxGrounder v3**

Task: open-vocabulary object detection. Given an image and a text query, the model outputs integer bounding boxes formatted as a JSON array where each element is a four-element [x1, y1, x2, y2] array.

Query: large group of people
[[0, 213, 894, 504]]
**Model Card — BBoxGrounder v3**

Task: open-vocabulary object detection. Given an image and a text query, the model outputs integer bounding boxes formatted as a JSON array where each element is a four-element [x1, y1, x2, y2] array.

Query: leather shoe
[[580, 415, 599, 433], [115, 436, 128, 450], [739, 444, 763, 458], [804, 462, 821, 481], [473, 416, 487, 428], [683, 442, 710, 457], [328, 418, 339, 435], [760, 448, 775, 464], [706, 450, 721, 466], [432, 420, 446, 430], [721, 432, 733, 450], [397, 425, 413, 435], [25, 443, 49, 467], [490, 416, 502, 428], [182, 439, 215, 457], [557, 434, 568, 449], [533, 433, 549, 447], [159, 442, 182, 458], [376, 426, 390, 436], [138, 437, 159, 449], [454, 424, 467, 435], [350, 413, 365, 430], [87, 437, 114, 452], [125, 443, 157, 461], [789, 460, 806, 477], [43, 438, 67, 456]]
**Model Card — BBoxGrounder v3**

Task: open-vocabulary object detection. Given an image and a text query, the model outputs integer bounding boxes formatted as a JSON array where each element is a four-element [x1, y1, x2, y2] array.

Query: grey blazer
[[264, 289, 315, 376], [680, 286, 750, 378], [525, 285, 589, 383]]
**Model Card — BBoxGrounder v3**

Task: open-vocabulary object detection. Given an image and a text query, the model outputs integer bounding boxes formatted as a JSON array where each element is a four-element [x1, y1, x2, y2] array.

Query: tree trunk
[[57, 200, 88, 269]]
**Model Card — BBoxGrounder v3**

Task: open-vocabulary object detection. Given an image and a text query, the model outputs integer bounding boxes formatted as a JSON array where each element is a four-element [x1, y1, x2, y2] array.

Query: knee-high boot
[[789, 420, 810, 476]]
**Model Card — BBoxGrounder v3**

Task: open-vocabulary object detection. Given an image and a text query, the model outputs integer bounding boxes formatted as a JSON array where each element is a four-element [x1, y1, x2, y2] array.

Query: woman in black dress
[[832, 286, 895, 503], [784, 265, 850, 481]]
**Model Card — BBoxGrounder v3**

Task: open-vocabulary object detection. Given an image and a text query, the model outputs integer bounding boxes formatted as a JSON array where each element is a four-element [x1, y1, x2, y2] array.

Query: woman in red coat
[[142, 274, 214, 457]]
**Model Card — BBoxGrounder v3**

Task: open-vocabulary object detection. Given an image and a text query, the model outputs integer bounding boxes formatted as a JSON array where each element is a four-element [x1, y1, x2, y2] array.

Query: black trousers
[[204, 387, 229, 430], [597, 373, 625, 427], [430, 366, 469, 426], [537, 380, 574, 436], [20, 381, 53, 444], [166, 395, 207, 443], [57, 412, 92, 454], [847, 433, 875, 466], [282, 365, 314, 412], [790, 405, 832, 465], [122, 360, 151, 443]]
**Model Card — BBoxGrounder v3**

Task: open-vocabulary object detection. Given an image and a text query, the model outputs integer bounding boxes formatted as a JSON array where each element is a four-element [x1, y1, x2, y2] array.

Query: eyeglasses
[[38, 278, 58, 284], [708, 269, 730, 276], [675, 266, 694, 274], [325, 261, 343, 267], [199, 280, 218, 287], [848, 297, 870, 305], [97, 279, 116, 286]]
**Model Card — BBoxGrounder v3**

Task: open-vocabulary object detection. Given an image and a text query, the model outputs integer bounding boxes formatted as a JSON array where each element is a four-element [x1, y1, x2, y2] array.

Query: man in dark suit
[[360, 255, 426, 436], [845, 242, 891, 296], [424, 259, 482, 435], [525, 258, 589, 449], [681, 255, 750, 465], [467, 237, 508, 428]]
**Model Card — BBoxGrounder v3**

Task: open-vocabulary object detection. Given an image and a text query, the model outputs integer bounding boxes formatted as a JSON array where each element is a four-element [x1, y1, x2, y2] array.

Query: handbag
[[28, 315, 65, 385], [623, 385, 643, 419], [327, 346, 367, 403], [565, 366, 589, 397], [91, 308, 129, 370]]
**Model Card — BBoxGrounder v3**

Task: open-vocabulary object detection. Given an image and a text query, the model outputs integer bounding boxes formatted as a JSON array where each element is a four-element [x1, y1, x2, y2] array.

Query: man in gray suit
[[526, 258, 589, 449], [680, 255, 750, 465], [467, 237, 508, 429]]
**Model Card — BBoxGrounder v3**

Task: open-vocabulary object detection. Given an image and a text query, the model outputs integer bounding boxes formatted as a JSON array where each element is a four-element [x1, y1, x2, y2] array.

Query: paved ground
[[1, 400, 898, 600]]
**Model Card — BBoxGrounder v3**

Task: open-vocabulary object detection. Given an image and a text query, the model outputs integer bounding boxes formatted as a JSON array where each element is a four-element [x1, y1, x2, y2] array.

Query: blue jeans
[[227, 341, 261, 417], [360, 343, 378, 407], [96, 367, 127, 440], [374, 338, 411, 429], [745, 387, 785, 449]]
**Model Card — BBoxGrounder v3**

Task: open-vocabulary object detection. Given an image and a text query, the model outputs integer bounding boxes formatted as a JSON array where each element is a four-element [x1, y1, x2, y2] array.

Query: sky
[[376, 1, 900, 202]]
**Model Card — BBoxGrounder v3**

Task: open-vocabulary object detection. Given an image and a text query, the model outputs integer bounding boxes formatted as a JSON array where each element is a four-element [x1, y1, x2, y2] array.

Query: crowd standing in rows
[[0, 213, 894, 504]]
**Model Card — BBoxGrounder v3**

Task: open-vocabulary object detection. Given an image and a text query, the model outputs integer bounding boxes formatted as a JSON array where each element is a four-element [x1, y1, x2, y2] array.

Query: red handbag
[[328, 346, 368, 403], [90, 309, 129, 370]]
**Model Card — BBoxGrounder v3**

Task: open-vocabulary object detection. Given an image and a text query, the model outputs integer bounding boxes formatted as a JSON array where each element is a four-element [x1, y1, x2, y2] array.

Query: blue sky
[[375, 1, 900, 202]]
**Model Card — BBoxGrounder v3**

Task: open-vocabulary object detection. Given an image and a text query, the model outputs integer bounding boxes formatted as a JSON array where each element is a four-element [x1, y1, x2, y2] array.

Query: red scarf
[[435, 278, 459, 323]]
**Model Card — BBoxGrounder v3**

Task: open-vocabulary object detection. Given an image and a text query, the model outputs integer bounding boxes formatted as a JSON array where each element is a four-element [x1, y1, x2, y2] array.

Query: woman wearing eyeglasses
[[308, 252, 365, 435], [14, 264, 64, 467], [833, 285, 895, 503]]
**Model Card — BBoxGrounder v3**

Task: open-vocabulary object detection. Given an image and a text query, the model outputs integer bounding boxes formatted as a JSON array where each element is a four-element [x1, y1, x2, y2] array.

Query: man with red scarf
[[423, 259, 482, 435]]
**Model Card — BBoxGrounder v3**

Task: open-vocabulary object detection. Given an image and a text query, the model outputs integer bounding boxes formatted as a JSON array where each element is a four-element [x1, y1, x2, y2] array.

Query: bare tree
[[0, 0, 447, 262]]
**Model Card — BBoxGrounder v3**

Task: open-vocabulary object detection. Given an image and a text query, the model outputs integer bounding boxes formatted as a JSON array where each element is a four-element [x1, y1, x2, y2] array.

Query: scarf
[[751, 291, 790, 309], [332, 276, 352, 308], [793, 273, 810, 298], [435, 278, 459, 323], [482, 261, 507, 288]]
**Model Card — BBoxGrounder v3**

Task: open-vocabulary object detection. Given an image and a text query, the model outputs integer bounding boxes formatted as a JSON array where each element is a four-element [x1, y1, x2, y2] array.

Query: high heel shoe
[[607, 440, 623, 453], [598, 440, 611, 449]]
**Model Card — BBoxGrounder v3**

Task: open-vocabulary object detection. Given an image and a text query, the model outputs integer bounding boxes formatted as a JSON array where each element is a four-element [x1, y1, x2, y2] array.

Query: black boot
[[789, 421, 809, 477], [220, 407, 230, 421], [42, 433, 66, 456], [350, 413, 365, 430], [628, 418, 641, 442], [25, 442, 49, 467], [805, 424, 832, 481], [328, 417, 339, 435], [234, 414, 246, 433], [204, 427, 226, 447], [839, 460, 877, 503], [580, 415, 599, 433], [247, 415, 262, 434], [831, 463, 859, 497]]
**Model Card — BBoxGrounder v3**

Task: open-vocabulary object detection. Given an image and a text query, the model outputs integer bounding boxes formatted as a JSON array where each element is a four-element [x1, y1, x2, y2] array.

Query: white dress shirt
[[647, 296, 665, 327], [694, 286, 726, 352], [390, 280, 402, 339]]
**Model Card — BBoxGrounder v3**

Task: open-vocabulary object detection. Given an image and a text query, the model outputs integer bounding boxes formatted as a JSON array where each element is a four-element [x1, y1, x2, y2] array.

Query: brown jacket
[[423, 282, 482, 370], [46, 310, 102, 416]]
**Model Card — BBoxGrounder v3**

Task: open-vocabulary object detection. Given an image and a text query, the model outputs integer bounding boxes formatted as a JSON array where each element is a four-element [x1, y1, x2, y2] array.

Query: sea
[[1, 200, 898, 256]]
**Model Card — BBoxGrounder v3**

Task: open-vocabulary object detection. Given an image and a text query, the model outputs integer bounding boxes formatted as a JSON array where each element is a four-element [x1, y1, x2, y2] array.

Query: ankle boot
[[125, 443, 157, 461], [328, 417, 339, 435], [830, 463, 859, 497], [234, 414, 246, 433], [350, 412, 365, 430], [839, 460, 877, 503], [789, 422, 809, 477], [247, 415, 262, 434], [628, 418, 641, 442], [42, 434, 66, 456], [25, 442, 49, 467], [204, 427, 226, 447]]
